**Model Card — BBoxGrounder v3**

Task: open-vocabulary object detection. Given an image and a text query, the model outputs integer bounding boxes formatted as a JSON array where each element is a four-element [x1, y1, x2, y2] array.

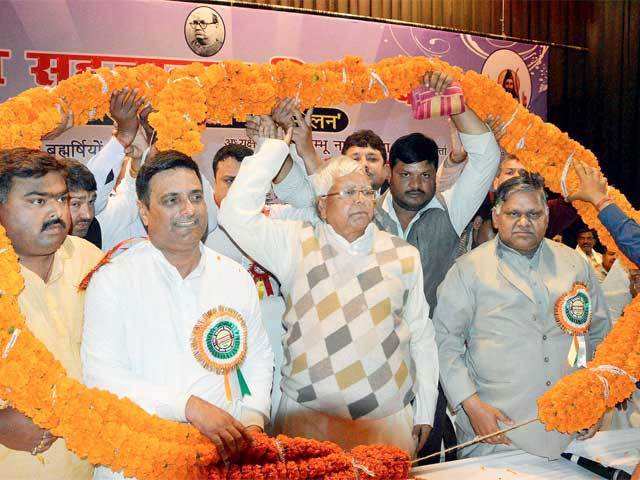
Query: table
[[412, 428, 640, 479]]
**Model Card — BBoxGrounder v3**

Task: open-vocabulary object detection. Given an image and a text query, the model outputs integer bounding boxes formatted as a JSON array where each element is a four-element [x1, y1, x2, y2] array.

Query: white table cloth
[[412, 428, 640, 479]]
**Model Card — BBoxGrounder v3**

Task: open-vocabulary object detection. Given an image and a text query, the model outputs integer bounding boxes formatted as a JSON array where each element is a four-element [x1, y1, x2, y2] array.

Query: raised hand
[[271, 97, 299, 131], [258, 115, 291, 144], [139, 102, 156, 144], [185, 395, 252, 462], [109, 88, 145, 148], [462, 394, 514, 445], [567, 162, 608, 206], [245, 114, 261, 143], [41, 100, 74, 140], [424, 71, 454, 95]]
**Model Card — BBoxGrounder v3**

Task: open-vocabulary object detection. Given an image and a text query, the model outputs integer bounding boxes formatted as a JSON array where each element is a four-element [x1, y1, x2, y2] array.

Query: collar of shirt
[[321, 222, 375, 256], [496, 234, 544, 270], [20, 236, 74, 286], [147, 240, 207, 283], [576, 245, 601, 262], [380, 190, 443, 239]]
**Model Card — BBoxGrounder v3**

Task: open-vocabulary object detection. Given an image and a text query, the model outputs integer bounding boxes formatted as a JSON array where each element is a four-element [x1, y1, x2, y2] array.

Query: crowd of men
[[1, 71, 639, 480]]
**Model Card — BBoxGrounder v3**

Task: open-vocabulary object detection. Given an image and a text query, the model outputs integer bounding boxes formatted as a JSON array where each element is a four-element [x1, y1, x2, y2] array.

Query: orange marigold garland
[[538, 296, 640, 433], [206, 434, 409, 479], [1, 53, 640, 464], [0, 55, 636, 269]]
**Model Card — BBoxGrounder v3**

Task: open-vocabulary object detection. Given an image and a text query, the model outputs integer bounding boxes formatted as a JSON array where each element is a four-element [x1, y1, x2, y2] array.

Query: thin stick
[[411, 418, 538, 465]]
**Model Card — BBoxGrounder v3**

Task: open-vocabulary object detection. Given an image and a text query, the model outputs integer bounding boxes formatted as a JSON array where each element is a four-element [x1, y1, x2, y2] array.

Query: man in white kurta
[[82, 151, 273, 480], [219, 135, 438, 455]]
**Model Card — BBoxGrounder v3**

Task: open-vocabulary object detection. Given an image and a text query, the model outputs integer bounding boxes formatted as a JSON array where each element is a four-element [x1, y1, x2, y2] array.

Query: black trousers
[[415, 382, 458, 465]]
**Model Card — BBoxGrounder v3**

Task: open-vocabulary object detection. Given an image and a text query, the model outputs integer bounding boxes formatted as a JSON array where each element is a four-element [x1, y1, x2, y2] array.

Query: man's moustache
[[41, 218, 66, 231]]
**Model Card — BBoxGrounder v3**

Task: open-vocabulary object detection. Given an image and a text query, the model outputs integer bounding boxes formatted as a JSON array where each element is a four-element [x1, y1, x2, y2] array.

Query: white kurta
[[82, 240, 274, 480], [219, 138, 439, 451]]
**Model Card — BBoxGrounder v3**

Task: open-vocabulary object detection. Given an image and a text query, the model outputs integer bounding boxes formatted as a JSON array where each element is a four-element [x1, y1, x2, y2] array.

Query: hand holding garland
[[109, 88, 146, 149], [40, 100, 74, 140], [184, 395, 252, 463], [424, 71, 488, 135], [271, 97, 321, 175], [0, 406, 56, 454], [567, 162, 611, 211]]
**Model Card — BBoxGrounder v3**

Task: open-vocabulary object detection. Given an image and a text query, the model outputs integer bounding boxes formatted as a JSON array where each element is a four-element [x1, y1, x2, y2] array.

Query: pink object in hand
[[410, 83, 465, 119]]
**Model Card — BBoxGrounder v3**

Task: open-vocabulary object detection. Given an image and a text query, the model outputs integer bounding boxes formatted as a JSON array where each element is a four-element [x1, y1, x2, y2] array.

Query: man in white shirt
[[575, 228, 607, 281], [219, 126, 438, 455], [82, 151, 273, 479]]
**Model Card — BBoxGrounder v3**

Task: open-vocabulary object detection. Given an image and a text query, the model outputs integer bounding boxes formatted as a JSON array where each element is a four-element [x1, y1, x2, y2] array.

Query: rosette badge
[[191, 306, 251, 401], [555, 282, 592, 335], [555, 282, 592, 367]]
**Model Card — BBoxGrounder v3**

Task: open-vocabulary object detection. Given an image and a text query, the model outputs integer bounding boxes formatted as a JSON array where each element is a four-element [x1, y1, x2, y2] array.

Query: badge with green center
[[554, 282, 592, 367], [191, 306, 251, 402]]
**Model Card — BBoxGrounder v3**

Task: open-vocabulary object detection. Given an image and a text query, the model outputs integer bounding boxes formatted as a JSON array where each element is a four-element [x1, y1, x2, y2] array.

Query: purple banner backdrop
[[0, 0, 548, 181]]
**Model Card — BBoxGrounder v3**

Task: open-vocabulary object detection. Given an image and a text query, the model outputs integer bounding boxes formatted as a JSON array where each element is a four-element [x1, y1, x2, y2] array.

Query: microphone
[[561, 452, 631, 479]]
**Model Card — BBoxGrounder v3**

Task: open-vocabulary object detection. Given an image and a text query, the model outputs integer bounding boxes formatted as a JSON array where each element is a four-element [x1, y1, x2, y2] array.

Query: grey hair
[[493, 171, 549, 214], [311, 155, 366, 196]]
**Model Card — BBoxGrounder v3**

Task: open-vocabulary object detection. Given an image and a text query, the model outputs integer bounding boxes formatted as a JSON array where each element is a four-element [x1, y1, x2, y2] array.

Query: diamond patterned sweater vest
[[281, 223, 417, 420]]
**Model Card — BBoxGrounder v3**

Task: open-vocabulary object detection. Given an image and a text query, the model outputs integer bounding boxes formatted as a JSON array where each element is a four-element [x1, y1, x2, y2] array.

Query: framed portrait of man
[[184, 6, 225, 57]]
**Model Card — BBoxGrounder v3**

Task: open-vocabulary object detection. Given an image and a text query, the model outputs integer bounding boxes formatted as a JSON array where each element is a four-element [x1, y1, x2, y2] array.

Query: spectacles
[[323, 188, 376, 200], [190, 19, 216, 30]]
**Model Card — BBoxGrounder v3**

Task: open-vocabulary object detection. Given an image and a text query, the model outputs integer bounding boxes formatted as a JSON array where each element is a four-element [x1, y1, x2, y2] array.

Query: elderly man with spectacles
[[219, 127, 438, 455], [185, 7, 223, 57]]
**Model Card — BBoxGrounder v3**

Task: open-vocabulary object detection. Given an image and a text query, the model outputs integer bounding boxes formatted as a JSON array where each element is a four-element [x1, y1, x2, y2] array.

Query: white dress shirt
[[82, 240, 274, 479], [219, 138, 438, 427]]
